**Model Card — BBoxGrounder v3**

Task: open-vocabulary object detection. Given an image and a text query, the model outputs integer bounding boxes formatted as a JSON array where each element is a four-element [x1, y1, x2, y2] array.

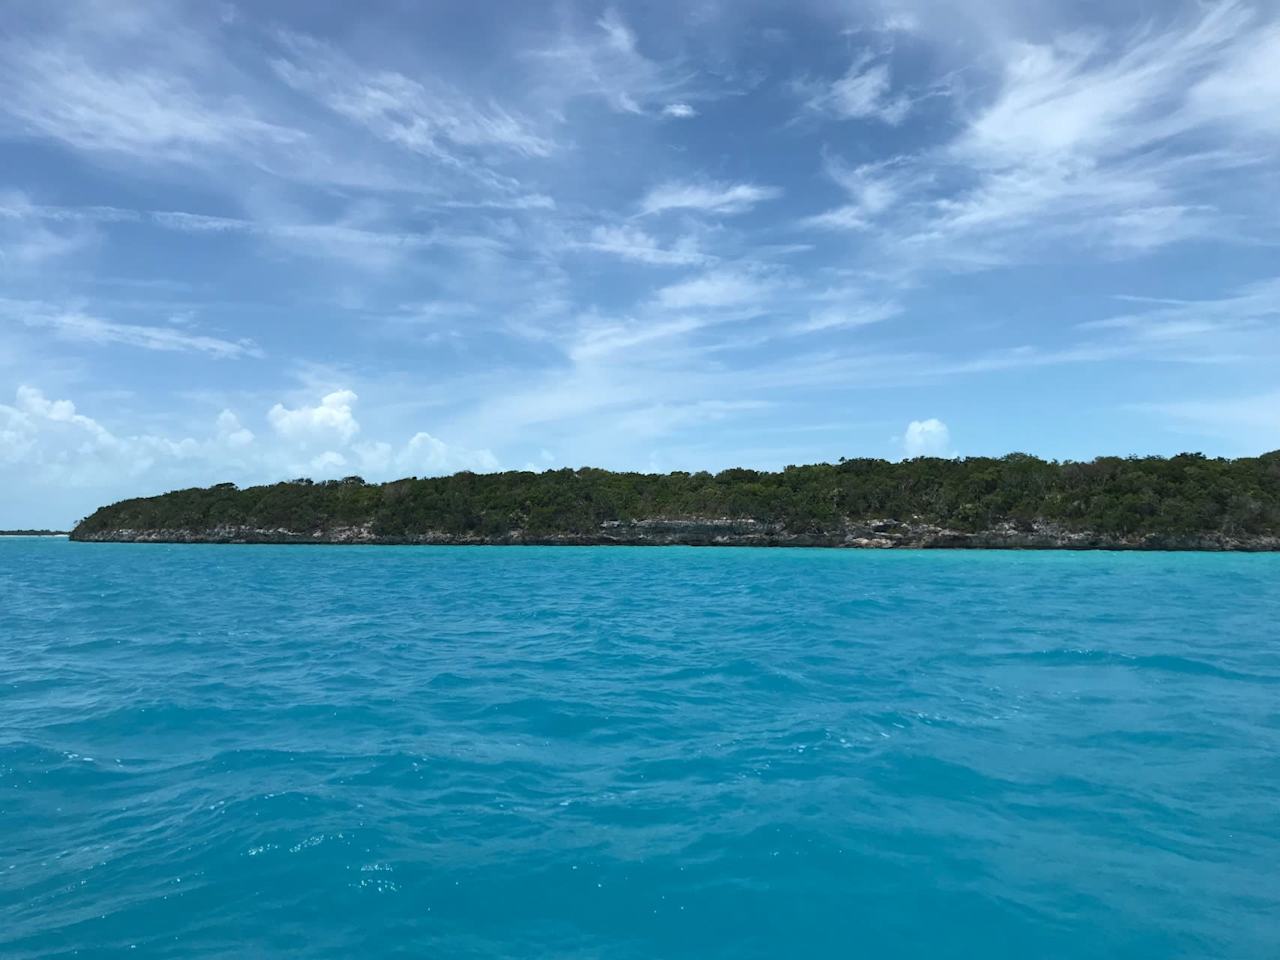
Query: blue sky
[[1, 0, 1278, 527]]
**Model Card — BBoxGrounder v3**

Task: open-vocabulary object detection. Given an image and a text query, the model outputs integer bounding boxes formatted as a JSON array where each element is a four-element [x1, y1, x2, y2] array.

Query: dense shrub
[[72, 452, 1280, 539]]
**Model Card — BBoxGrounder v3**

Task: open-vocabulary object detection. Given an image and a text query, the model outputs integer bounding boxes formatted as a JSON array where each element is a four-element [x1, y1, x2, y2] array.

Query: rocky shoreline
[[69, 517, 1280, 551]]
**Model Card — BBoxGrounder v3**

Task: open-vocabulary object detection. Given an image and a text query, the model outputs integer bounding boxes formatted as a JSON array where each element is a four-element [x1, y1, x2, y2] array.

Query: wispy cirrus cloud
[[573, 225, 708, 265], [271, 31, 556, 162], [567, 314, 707, 362], [3, 197, 505, 272], [0, 2, 460, 204], [800, 53, 913, 125], [654, 270, 772, 310], [530, 8, 691, 115], [0, 39, 302, 162], [152, 209, 503, 267], [0, 0, 307, 173], [803, 2, 1280, 270], [0, 192, 103, 266], [1082, 277, 1280, 355], [1138, 390, 1280, 451], [795, 300, 902, 334], [0, 299, 259, 358], [640, 180, 782, 216], [800, 156, 921, 231]]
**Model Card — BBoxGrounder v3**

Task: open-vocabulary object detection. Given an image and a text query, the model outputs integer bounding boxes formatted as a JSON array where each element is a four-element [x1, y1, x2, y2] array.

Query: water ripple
[[3, 540, 1279, 958]]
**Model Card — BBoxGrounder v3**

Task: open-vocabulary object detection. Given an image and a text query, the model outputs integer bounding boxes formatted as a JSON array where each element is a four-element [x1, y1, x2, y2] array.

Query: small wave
[[1007, 648, 1279, 683]]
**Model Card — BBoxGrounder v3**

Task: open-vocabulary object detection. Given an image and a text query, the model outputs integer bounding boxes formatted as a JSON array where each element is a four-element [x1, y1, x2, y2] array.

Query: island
[[68, 452, 1280, 550], [0, 529, 69, 537]]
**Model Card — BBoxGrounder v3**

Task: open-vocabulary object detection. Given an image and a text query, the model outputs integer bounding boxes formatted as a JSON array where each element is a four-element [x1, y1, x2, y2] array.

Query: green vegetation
[[72, 452, 1280, 541]]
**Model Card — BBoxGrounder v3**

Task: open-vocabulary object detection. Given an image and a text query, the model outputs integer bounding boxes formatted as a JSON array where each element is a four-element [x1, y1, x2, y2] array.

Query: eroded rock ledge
[[70, 517, 1280, 551]]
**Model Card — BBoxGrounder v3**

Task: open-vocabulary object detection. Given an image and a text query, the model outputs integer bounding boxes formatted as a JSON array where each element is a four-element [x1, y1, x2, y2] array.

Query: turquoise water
[[3, 539, 1279, 958]]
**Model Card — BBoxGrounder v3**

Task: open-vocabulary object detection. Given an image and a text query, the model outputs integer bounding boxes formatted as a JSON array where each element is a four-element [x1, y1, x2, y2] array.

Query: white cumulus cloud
[[215, 409, 254, 447], [268, 389, 360, 444], [310, 450, 348, 472], [902, 418, 953, 458], [1, 385, 505, 523], [401, 431, 499, 473]]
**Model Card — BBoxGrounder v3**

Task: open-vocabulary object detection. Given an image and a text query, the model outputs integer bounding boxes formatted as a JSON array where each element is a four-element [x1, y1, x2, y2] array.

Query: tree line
[[72, 451, 1280, 539]]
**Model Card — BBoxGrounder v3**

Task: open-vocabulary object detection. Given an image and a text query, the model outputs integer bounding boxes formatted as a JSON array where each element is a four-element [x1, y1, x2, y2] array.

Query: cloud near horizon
[[901, 419, 954, 459], [0, 385, 499, 519]]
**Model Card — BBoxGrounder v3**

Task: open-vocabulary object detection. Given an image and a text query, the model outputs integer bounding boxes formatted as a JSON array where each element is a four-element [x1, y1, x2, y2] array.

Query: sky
[[1, 0, 1278, 527]]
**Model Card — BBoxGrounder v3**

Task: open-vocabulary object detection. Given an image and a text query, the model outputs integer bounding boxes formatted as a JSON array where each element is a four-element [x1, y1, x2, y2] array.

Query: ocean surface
[[2, 538, 1279, 959]]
